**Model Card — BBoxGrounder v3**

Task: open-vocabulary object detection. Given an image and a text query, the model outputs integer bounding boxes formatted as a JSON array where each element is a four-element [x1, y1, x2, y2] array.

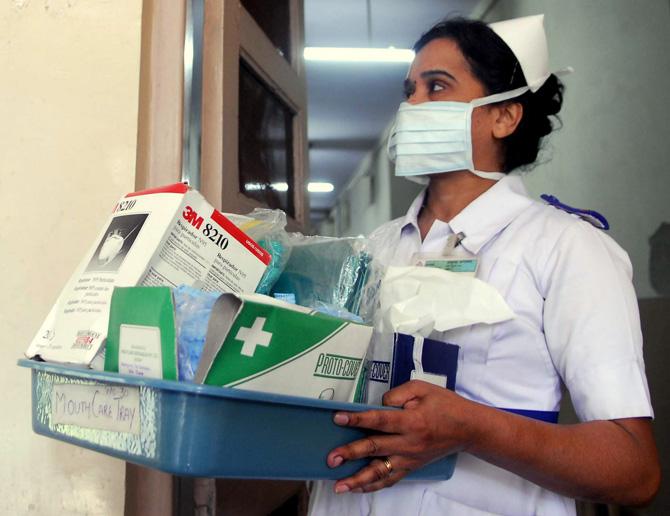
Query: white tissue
[[377, 266, 514, 336]]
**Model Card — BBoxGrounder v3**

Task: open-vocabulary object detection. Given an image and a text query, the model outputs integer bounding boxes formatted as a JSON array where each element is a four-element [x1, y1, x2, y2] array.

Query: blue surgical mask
[[387, 86, 528, 183]]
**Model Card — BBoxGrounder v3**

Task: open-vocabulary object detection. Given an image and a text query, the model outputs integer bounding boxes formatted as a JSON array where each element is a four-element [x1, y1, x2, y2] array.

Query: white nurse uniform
[[309, 174, 653, 515]]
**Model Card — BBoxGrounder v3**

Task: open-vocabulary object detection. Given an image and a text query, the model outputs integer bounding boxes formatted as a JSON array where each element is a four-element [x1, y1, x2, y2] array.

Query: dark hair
[[413, 17, 564, 172]]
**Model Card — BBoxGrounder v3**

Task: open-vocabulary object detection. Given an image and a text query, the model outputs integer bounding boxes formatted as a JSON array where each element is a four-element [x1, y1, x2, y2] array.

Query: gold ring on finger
[[382, 456, 393, 476]]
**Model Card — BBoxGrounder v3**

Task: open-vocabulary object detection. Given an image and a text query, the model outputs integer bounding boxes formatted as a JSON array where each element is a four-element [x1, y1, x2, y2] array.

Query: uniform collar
[[402, 189, 428, 232], [450, 174, 534, 254], [401, 175, 534, 254]]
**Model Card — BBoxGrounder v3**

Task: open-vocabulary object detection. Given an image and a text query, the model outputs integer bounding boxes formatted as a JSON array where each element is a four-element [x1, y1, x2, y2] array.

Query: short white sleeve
[[541, 221, 653, 421]]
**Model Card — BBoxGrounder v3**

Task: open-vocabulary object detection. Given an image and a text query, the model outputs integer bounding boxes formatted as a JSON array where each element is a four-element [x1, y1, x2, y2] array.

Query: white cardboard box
[[26, 183, 270, 366]]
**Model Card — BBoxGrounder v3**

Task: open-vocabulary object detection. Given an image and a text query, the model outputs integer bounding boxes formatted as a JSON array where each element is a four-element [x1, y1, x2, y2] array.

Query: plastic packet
[[311, 301, 364, 323], [173, 285, 220, 381], [270, 235, 382, 322], [229, 208, 293, 295], [355, 257, 384, 324]]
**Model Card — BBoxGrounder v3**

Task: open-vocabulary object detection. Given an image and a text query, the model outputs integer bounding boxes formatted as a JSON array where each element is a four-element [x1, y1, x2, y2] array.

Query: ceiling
[[303, 0, 479, 222]]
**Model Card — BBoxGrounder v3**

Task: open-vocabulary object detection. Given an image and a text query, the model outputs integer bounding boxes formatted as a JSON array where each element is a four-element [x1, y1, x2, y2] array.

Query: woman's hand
[[327, 380, 480, 493], [326, 381, 660, 506]]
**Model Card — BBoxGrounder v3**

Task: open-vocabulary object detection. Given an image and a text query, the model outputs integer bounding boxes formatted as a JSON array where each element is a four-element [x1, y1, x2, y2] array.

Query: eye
[[428, 80, 447, 94]]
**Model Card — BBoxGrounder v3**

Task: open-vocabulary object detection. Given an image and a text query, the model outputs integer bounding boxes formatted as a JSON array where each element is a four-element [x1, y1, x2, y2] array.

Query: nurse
[[308, 15, 660, 515]]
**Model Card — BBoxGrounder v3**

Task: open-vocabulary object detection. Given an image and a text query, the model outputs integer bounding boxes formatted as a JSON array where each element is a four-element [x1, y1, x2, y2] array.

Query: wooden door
[[127, 0, 309, 514]]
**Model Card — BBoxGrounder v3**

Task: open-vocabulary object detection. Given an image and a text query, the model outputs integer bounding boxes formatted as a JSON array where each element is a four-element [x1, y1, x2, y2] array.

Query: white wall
[[334, 140, 392, 237], [481, 4, 670, 513], [484, 0, 670, 299], [0, 1, 142, 514], [318, 128, 422, 237]]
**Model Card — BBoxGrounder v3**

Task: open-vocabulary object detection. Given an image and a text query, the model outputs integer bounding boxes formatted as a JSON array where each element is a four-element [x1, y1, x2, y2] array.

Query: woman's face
[[404, 37, 503, 172], [404, 38, 487, 104]]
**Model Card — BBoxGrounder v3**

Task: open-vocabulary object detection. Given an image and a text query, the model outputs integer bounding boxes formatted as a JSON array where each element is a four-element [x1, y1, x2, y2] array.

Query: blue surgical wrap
[[173, 285, 220, 381], [255, 237, 289, 295]]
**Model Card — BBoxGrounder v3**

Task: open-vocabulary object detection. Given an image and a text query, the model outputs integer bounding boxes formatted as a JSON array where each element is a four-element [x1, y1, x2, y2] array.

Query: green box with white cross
[[195, 293, 373, 402]]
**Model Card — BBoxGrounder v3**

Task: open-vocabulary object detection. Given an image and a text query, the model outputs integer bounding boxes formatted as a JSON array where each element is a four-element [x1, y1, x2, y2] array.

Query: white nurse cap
[[489, 14, 568, 93]]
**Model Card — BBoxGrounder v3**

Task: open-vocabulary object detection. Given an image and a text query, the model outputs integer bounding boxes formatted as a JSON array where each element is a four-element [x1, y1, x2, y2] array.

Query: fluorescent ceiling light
[[244, 182, 288, 192], [244, 182, 334, 194], [307, 182, 334, 193], [304, 47, 414, 63]]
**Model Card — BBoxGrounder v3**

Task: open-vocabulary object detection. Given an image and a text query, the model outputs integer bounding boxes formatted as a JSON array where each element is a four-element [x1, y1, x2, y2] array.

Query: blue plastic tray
[[19, 359, 456, 480]]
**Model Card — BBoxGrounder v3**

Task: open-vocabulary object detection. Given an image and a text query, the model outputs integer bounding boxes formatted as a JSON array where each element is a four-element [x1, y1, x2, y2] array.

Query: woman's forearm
[[327, 382, 660, 505], [465, 407, 660, 506]]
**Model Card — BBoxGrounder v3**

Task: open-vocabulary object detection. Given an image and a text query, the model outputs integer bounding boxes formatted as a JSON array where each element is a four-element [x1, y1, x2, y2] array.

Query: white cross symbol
[[235, 317, 273, 357]]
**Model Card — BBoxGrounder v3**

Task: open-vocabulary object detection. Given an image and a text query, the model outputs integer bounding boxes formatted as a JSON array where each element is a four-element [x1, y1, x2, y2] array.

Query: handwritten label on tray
[[51, 383, 140, 434]]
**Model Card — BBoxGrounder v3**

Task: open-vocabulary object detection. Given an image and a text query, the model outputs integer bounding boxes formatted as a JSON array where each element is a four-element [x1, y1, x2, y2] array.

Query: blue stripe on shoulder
[[541, 194, 610, 230]]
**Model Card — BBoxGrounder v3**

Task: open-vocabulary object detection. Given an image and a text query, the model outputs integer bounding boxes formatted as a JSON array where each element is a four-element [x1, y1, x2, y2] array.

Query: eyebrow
[[420, 69, 458, 83]]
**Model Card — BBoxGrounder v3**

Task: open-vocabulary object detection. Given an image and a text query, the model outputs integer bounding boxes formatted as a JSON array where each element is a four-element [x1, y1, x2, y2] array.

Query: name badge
[[411, 231, 478, 275], [412, 254, 478, 275]]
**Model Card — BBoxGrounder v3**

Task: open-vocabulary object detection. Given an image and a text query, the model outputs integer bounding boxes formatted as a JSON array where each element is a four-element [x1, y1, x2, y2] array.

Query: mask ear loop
[[469, 169, 506, 181], [468, 85, 528, 180], [470, 85, 529, 108]]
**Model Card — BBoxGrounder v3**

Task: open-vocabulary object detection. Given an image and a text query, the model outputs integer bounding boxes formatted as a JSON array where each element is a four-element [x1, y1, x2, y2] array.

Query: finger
[[360, 465, 411, 493], [333, 458, 395, 493], [333, 408, 404, 433], [327, 434, 410, 467], [382, 380, 432, 408], [334, 456, 410, 494]]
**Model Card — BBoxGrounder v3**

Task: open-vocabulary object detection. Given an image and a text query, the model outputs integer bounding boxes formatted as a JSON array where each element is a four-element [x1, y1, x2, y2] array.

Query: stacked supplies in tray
[[25, 183, 270, 368], [225, 209, 382, 324], [104, 286, 373, 402]]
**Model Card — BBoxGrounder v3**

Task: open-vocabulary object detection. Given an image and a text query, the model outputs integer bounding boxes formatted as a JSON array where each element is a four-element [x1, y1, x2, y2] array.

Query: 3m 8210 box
[[26, 183, 270, 367]]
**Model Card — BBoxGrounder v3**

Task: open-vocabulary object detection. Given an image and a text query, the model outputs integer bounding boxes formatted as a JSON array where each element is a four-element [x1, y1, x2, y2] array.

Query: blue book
[[390, 334, 459, 391]]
